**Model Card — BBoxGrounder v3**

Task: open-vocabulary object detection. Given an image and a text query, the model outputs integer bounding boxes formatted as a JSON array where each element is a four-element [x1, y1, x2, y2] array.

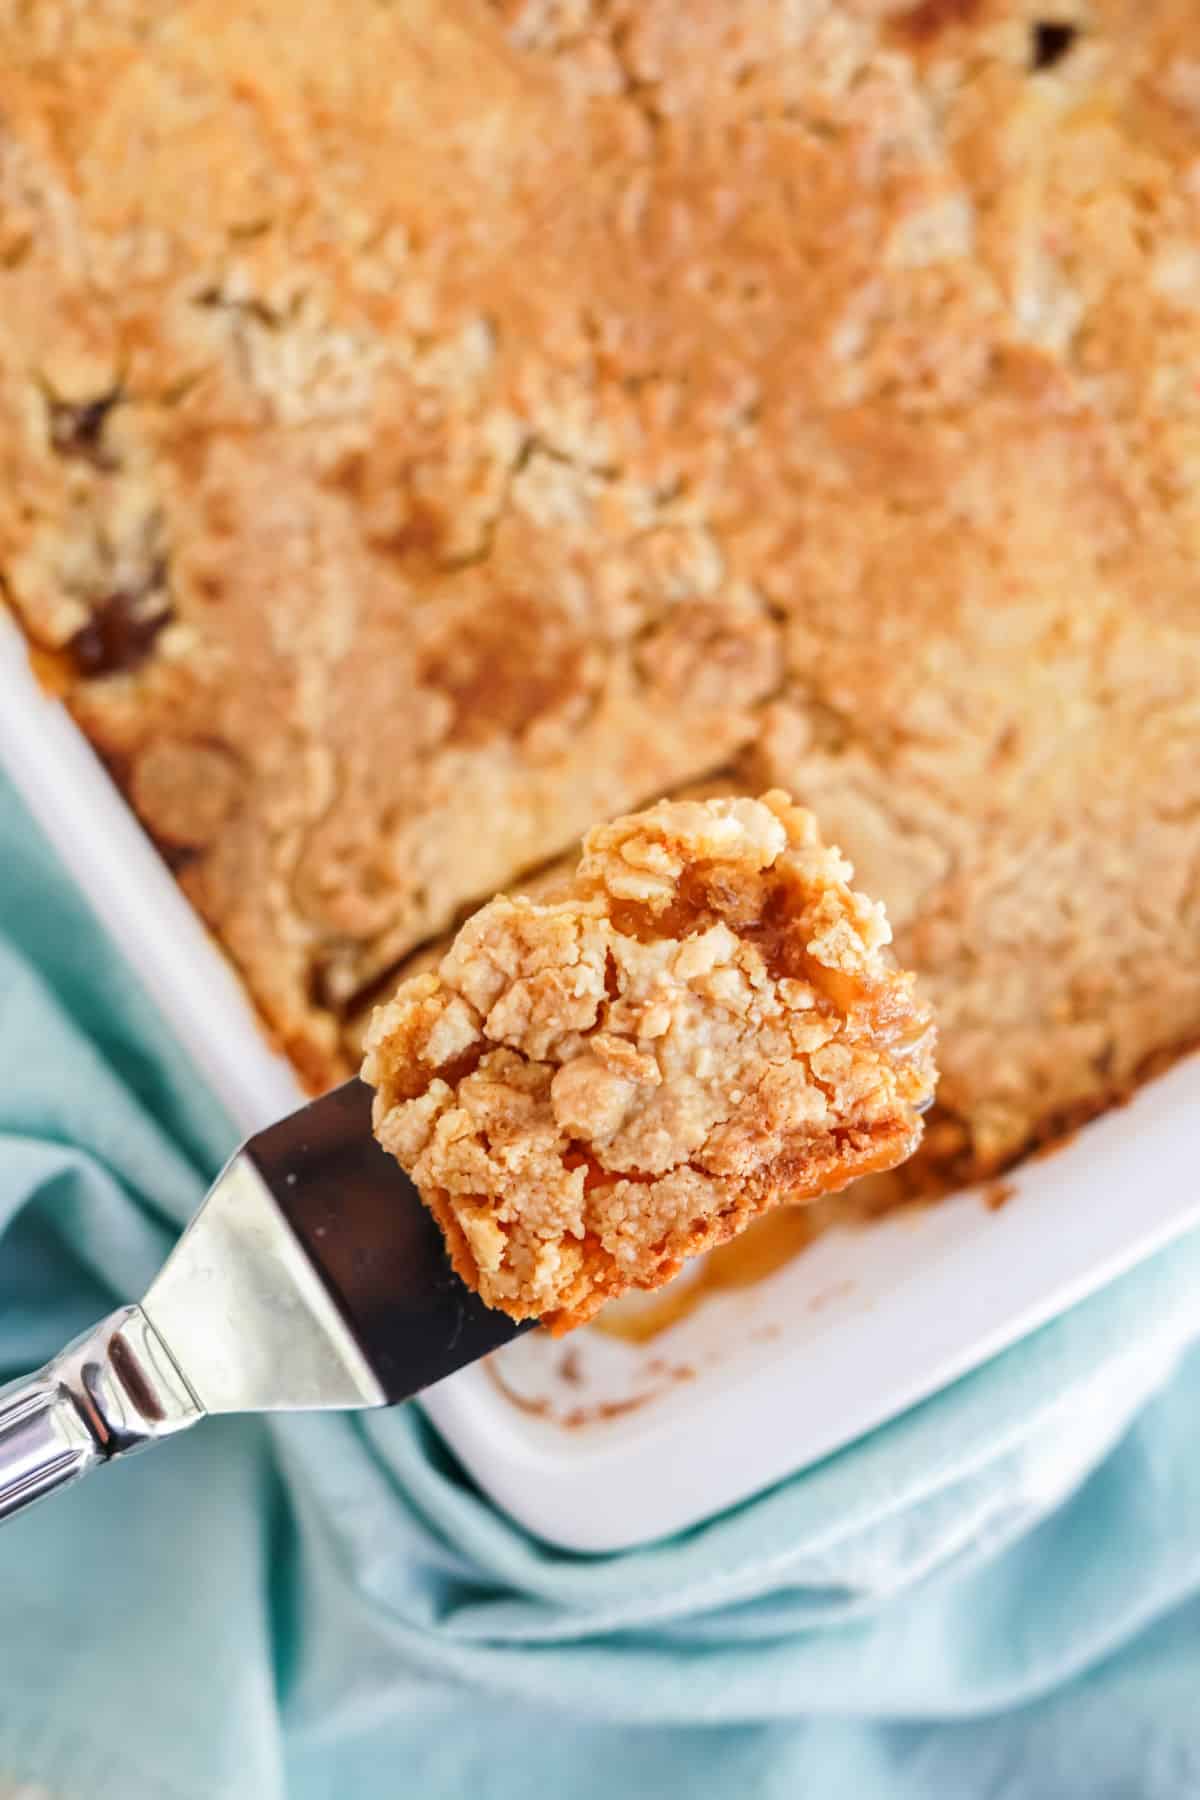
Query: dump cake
[[1, 0, 1198, 1196], [364, 793, 936, 1329]]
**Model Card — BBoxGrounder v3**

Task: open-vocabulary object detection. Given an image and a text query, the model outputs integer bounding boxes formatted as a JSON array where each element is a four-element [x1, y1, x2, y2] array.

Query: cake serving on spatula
[[363, 792, 936, 1332]]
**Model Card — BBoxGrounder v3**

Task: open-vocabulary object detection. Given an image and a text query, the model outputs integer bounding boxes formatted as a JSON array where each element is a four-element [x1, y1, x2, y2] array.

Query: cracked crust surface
[[363, 792, 936, 1329], [2, 0, 1199, 1189]]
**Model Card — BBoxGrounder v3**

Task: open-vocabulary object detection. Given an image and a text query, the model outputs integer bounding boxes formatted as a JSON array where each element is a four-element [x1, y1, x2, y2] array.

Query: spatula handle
[[0, 1306, 203, 1525], [0, 1366, 101, 1520]]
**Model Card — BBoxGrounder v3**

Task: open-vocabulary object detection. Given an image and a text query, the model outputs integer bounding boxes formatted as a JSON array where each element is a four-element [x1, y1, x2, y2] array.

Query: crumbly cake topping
[[363, 792, 936, 1329], [2, 0, 1199, 1187]]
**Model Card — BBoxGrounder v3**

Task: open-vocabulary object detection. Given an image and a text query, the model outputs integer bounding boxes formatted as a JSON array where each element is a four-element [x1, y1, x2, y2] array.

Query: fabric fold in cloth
[[2, 772, 1200, 1800]]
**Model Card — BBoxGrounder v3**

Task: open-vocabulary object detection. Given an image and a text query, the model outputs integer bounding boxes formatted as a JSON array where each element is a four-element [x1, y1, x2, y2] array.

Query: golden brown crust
[[363, 792, 936, 1329], [2, 0, 1199, 1192]]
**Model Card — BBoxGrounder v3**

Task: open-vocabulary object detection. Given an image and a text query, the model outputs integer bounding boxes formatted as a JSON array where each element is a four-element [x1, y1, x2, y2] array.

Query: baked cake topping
[[3, 0, 1199, 1195], [363, 792, 936, 1330]]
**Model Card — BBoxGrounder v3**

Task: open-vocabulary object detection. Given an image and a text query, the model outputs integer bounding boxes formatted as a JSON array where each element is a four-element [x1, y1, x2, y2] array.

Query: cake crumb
[[363, 792, 937, 1332]]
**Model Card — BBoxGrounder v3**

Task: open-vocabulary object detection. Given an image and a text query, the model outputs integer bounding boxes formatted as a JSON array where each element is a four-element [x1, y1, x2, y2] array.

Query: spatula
[[0, 1079, 529, 1525]]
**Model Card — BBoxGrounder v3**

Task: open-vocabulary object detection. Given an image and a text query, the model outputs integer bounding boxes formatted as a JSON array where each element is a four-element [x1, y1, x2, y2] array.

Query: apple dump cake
[[364, 793, 936, 1329], [2, 0, 1198, 1201]]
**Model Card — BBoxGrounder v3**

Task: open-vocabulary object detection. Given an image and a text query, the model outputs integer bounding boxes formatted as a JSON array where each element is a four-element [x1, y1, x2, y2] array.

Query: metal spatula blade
[[0, 1080, 529, 1525]]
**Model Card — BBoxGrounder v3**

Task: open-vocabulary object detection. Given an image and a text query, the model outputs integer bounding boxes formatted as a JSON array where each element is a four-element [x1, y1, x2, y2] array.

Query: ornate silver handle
[[0, 1306, 203, 1525]]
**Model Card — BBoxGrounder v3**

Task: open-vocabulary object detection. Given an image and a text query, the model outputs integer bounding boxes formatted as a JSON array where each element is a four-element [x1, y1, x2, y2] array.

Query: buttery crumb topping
[[363, 792, 935, 1330]]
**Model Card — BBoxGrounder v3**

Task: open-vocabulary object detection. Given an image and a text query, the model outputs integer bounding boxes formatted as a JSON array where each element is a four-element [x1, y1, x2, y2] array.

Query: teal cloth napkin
[[3, 772, 1200, 1800]]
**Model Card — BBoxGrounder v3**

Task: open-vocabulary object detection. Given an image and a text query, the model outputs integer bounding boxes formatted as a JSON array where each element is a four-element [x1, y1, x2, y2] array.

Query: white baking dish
[[2, 611, 1198, 1552]]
